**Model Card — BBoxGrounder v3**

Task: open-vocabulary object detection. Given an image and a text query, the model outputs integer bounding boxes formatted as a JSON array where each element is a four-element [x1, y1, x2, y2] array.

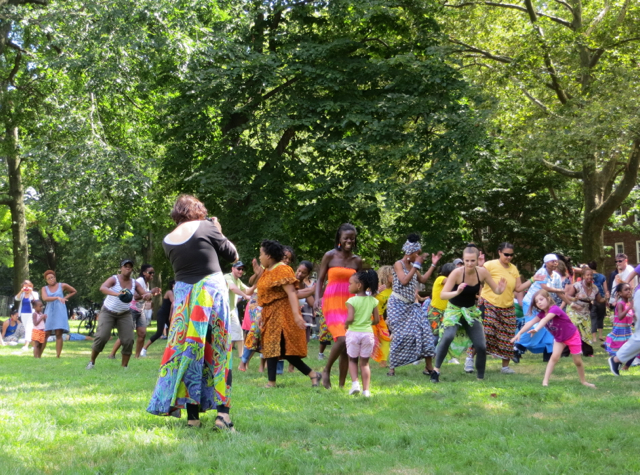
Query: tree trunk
[[5, 126, 29, 294], [581, 219, 605, 272]]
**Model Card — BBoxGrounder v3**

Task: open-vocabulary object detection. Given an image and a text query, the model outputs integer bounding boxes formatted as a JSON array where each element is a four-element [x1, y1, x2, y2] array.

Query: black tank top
[[157, 297, 172, 320], [449, 268, 481, 308]]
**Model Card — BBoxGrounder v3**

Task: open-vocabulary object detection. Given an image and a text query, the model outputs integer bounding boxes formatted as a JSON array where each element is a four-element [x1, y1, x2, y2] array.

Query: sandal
[[310, 371, 322, 387], [422, 369, 433, 376], [386, 370, 395, 377], [214, 415, 236, 433], [187, 420, 202, 428]]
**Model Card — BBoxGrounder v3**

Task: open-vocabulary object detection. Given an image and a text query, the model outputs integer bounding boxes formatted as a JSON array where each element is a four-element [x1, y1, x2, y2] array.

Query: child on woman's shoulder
[[345, 269, 380, 397]]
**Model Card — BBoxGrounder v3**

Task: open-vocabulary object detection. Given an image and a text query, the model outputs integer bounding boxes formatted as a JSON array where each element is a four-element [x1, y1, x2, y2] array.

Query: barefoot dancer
[[386, 234, 442, 377], [314, 224, 363, 389], [512, 290, 596, 388]]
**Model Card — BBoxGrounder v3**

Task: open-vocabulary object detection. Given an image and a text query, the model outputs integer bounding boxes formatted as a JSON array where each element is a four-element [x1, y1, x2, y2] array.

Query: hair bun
[[466, 243, 478, 248], [407, 233, 420, 243]]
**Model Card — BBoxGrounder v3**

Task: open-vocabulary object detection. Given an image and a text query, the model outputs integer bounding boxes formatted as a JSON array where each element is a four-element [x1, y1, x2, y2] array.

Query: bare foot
[[264, 383, 276, 388], [321, 370, 332, 389], [582, 382, 596, 389], [238, 362, 247, 372], [288, 364, 295, 373], [542, 381, 549, 387]]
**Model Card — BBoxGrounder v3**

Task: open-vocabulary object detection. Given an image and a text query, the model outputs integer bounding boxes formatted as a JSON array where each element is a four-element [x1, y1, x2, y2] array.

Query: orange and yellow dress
[[373, 288, 392, 363], [322, 267, 357, 340], [257, 263, 306, 359]]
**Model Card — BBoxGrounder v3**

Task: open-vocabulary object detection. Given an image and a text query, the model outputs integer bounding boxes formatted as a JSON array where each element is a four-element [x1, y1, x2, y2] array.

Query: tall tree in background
[[444, 0, 640, 265]]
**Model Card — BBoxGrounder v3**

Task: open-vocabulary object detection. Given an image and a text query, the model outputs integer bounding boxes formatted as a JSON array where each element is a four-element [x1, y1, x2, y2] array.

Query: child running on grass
[[31, 300, 47, 358], [345, 269, 380, 397], [511, 289, 596, 388]]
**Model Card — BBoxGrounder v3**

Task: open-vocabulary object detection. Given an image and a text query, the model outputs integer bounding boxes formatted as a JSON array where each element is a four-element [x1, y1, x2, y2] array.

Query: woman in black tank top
[[430, 244, 507, 382]]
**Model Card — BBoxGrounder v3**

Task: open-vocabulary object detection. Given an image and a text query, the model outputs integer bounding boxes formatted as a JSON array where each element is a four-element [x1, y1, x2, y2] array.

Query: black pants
[[590, 301, 606, 334], [436, 319, 487, 379], [266, 333, 312, 382], [149, 311, 171, 344]]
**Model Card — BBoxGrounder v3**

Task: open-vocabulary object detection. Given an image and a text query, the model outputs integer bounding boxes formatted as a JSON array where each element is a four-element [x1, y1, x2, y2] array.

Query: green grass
[[1, 338, 640, 474]]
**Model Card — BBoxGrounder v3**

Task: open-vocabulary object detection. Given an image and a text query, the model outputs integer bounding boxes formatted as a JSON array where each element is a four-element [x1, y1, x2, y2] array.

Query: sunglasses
[[147, 271, 155, 275], [502, 253, 514, 257], [616, 260, 625, 263]]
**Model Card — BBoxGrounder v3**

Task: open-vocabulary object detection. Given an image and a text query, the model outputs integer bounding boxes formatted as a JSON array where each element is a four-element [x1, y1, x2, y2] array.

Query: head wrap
[[543, 254, 558, 264], [402, 240, 421, 255]]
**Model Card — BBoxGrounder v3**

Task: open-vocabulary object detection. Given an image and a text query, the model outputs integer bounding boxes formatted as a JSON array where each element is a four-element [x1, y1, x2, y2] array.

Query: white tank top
[[103, 275, 135, 313]]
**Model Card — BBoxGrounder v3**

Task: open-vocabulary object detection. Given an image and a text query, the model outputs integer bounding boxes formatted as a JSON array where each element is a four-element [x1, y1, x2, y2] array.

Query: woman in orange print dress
[[314, 224, 363, 389], [258, 240, 322, 388]]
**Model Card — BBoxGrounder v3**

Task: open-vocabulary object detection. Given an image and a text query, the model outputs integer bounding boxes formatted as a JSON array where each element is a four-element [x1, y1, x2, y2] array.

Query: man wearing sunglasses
[[607, 254, 637, 309]]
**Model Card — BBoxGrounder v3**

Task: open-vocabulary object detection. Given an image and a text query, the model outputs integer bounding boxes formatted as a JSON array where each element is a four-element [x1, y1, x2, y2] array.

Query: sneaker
[[430, 371, 440, 383], [464, 357, 475, 373], [448, 358, 460, 365], [501, 366, 515, 374], [632, 357, 640, 367], [349, 382, 361, 396], [21, 346, 29, 352], [140, 349, 147, 357], [85, 362, 95, 370], [362, 390, 371, 398], [317, 353, 325, 360], [608, 356, 621, 376], [8, 341, 18, 346], [511, 351, 521, 364], [160, 335, 168, 340]]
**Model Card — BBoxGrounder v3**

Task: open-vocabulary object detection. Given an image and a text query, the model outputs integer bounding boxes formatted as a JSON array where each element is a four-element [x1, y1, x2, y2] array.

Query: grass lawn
[[1, 337, 640, 474]]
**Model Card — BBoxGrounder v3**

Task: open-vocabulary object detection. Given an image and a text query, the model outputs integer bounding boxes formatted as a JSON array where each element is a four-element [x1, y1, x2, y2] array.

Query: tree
[[443, 0, 640, 266], [158, 0, 489, 264]]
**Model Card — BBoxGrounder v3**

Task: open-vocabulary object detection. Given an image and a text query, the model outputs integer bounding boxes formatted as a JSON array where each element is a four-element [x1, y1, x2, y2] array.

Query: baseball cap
[[232, 261, 245, 269], [120, 259, 134, 267], [453, 258, 463, 266]]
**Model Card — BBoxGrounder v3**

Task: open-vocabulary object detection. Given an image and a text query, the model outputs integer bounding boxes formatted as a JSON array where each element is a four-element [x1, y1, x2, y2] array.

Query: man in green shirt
[[224, 261, 254, 355]]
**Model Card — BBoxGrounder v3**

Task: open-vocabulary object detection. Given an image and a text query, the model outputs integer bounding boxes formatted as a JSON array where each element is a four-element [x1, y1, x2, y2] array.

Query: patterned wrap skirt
[[147, 273, 231, 415], [386, 296, 435, 369], [316, 308, 333, 345], [482, 300, 517, 360], [372, 318, 391, 363]]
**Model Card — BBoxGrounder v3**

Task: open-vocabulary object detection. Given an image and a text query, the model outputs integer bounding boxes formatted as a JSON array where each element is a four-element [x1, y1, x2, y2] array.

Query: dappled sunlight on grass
[[2, 341, 640, 473]]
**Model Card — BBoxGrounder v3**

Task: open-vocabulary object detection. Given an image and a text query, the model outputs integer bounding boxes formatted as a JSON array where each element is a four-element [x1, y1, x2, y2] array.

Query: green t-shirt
[[224, 273, 247, 312], [346, 296, 378, 333]]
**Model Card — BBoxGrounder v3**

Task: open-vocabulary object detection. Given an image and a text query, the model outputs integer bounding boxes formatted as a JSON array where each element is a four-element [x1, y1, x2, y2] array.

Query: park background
[[1, 2, 640, 474]]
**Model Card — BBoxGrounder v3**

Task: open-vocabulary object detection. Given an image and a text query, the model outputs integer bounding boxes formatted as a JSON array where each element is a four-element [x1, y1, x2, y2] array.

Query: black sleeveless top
[[449, 268, 481, 308], [157, 297, 172, 320]]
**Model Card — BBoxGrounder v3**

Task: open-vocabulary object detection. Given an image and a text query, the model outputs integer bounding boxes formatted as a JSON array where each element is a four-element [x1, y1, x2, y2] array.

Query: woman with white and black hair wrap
[[386, 233, 443, 376]]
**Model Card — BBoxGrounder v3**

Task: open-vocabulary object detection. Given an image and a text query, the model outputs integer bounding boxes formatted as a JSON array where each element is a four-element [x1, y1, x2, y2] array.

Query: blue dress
[[44, 284, 69, 332]]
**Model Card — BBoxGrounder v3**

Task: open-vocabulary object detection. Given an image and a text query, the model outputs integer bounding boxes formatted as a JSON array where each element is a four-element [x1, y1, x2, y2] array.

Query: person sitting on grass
[[31, 300, 47, 358], [345, 269, 380, 397], [512, 289, 596, 388], [2, 308, 25, 345]]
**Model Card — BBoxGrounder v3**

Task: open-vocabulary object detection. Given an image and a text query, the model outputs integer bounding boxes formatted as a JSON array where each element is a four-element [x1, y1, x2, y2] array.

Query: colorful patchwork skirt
[[372, 318, 391, 364], [147, 272, 231, 415]]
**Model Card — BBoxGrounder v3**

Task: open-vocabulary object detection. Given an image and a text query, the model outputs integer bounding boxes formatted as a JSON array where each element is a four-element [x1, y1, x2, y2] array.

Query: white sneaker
[[317, 353, 325, 360], [464, 357, 474, 373], [140, 349, 147, 357], [362, 390, 371, 398], [85, 362, 95, 370], [632, 357, 640, 367], [501, 366, 515, 374], [21, 346, 29, 352], [349, 382, 361, 396], [8, 342, 17, 346], [448, 358, 460, 365]]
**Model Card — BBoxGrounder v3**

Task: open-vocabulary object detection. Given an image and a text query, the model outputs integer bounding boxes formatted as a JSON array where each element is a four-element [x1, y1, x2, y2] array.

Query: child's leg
[[542, 341, 565, 386], [349, 356, 359, 383], [319, 342, 327, 354], [572, 353, 596, 388], [33, 341, 40, 358], [359, 357, 371, 391]]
